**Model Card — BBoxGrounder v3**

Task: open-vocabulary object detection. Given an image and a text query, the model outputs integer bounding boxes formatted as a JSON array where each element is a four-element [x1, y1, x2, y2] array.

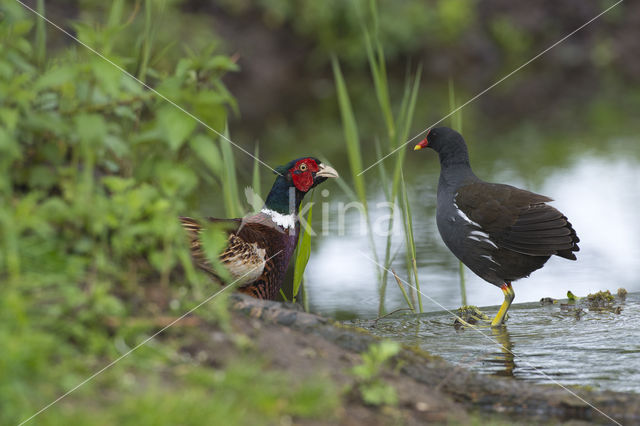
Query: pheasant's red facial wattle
[[289, 158, 319, 192]]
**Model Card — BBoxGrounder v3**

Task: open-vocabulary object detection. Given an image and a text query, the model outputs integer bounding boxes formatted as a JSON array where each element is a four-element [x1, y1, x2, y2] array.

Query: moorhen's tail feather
[[514, 204, 563, 224], [500, 204, 579, 258], [555, 218, 580, 260], [510, 218, 568, 232]]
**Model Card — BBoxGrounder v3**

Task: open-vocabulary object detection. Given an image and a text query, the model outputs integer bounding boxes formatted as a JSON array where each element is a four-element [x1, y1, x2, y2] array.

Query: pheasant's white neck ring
[[261, 208, 297, 230]]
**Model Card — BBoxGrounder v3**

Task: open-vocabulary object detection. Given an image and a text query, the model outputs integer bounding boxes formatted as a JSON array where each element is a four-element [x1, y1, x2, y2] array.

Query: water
[[346, 292, 640, 393]]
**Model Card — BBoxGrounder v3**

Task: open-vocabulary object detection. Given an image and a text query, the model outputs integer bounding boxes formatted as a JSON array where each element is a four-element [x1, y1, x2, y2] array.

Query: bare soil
[[174, 294, 640, 425]]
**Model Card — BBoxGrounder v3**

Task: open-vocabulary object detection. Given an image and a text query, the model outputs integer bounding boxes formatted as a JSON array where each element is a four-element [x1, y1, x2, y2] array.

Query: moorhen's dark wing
[[455, 182, 580, 259]]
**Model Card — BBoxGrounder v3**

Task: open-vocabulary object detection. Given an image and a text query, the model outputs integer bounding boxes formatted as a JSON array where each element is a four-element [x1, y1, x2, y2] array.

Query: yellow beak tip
[[413, 145, 422, 151]]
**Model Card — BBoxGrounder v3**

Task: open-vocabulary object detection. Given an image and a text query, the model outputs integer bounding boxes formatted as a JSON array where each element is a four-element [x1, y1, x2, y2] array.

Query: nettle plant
[[0, 3, 238, 346]]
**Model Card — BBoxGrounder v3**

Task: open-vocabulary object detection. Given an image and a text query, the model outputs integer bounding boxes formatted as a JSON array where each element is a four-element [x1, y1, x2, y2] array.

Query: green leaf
[[74, 114, 107, 145], [91, 59, 122, 96], [190, 134, 222, 176], [204, 55, 240, 72], [102, 176, 135, 193], [360, 381, 397, 406], [158, 164, 198, 196], [34, 65, 77, 91], [157, 105, 197, 151]]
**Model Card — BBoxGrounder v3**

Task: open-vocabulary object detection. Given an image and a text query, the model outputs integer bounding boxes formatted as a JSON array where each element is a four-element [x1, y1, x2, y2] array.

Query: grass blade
[[331, 57, 367, 206], [379, 66, 422, 315], [252, 143, 261, 200], [293, 192, 314, 301], [401, 171, 422, 312], [448, 78, 467, 306], [331, 56, 380, 273], [219, 124, 241, 217], [364, 30, 394, 140], [391, 269, 414, 312]]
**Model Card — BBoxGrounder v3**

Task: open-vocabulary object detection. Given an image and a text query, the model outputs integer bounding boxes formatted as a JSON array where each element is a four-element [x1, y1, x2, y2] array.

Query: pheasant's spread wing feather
[[179, 216, 267, 285]]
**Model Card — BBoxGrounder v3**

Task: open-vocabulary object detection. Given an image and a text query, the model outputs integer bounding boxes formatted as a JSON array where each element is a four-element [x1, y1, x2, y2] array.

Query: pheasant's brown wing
[[179, 216, 267, 284]]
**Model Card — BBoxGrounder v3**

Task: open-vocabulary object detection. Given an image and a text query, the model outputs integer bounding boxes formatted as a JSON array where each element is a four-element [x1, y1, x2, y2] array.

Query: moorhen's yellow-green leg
[[491, 282, 515, 327]]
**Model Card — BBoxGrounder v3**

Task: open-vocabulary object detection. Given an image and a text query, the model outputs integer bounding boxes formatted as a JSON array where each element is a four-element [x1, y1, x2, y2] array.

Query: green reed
[[448, 78, 468, 306], [333, 0, 422, 315]]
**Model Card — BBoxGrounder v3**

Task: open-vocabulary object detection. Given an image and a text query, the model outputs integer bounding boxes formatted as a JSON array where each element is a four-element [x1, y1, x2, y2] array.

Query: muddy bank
[[181, 294, 639, 425]]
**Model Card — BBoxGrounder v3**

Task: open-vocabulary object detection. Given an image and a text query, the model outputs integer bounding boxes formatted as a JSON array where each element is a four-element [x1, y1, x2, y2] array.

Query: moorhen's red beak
[[414, 138, 429, 150]]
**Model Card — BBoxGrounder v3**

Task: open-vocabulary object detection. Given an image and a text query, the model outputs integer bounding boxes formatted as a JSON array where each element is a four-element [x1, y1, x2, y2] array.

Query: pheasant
[[181, 157, 338, 299], [414, 127, 579, 326]]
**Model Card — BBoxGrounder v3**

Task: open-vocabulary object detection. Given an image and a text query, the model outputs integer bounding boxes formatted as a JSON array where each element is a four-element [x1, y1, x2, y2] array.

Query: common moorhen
[[181, 157, 338, 299], [414, 127, 579, 326]]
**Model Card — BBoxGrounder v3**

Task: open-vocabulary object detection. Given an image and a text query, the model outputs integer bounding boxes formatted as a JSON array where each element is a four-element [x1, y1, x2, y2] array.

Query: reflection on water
[[306, 154, 640, 318], [489, 327, 515, 377], [346, 293, 640, 393]]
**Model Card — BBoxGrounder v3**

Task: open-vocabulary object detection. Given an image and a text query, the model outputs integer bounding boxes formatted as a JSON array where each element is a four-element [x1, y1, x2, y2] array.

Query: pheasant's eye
[[299, 163, 307, 172]]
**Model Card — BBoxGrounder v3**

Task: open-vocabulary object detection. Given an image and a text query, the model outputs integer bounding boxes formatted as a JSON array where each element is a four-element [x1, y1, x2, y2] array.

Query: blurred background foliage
[[1, 0, 639, 423]]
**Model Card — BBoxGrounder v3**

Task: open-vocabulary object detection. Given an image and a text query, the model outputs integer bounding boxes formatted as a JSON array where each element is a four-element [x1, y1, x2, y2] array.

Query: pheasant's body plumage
[[181, 212, 300, 299], [181, 157, 338, 299]]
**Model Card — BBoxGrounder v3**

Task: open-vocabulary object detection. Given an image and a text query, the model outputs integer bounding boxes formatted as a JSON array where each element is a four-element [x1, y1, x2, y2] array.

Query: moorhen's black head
[[413, 126, 470, 167]]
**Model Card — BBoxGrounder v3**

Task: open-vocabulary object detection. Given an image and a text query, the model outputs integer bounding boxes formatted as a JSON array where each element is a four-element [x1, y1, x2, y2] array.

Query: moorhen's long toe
[[415, 127, 579, 326]]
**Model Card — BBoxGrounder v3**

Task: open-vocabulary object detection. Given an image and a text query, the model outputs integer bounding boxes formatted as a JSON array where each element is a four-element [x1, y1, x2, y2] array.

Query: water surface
[[347, 292, 640, 393]]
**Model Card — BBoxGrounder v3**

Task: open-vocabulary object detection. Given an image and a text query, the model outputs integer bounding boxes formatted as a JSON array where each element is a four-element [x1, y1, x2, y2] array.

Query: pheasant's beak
[[414, 138, 429, 150], [316, 164, 339, 179]]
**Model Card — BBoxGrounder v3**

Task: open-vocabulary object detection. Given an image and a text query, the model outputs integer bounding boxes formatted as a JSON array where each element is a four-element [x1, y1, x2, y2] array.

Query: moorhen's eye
[[299, 163, 308, 171]]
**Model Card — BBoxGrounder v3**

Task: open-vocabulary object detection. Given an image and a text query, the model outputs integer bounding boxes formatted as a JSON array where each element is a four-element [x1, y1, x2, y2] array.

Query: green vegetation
[[216, 0, 474, 66], [448, 79, 468, 306], [333, 1, 422, 315], [454, 305, 490, 328], [0, 2, 322, 423], [292, 192, 314, 305], [350, 340, 401, 406], [399, 172, 422, 312]]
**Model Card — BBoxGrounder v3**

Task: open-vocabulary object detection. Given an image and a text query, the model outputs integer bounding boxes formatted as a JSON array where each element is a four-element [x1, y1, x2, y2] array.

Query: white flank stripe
[[480, 254, 500, 265], [470, 230, 490, 238], [456, 208, 481, 228], [469, 234, 498, 249], [453, 197, 481, 227]]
